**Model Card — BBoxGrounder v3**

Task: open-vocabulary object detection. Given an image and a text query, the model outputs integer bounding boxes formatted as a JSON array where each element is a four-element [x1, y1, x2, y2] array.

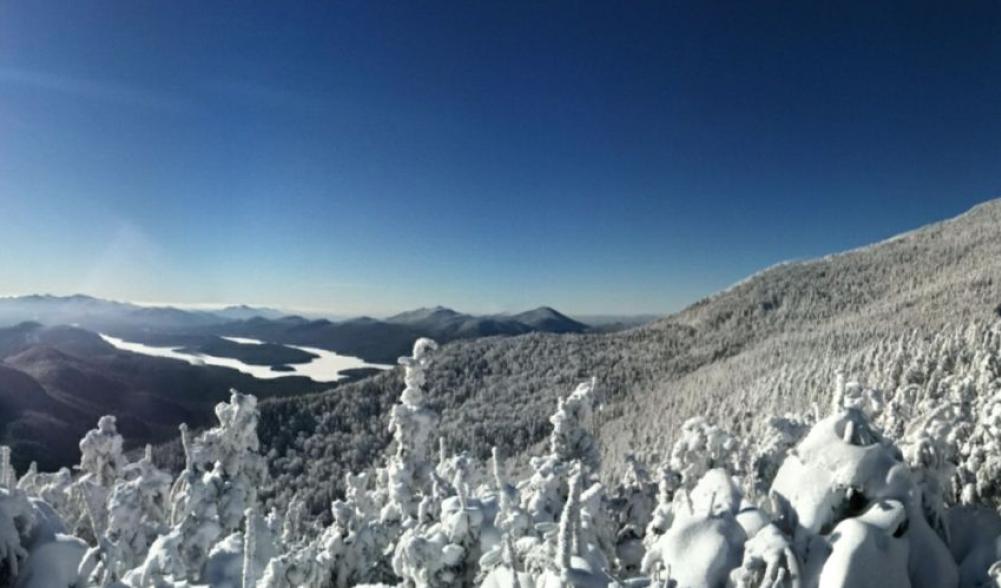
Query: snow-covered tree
[[381, 338, 439, 526]]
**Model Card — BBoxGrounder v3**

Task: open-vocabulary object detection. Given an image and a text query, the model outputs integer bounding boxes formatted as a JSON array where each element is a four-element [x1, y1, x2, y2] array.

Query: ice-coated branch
[[558, 464, 583, 581], [243, 507, 257, 588], [0, 446, 12, 490]]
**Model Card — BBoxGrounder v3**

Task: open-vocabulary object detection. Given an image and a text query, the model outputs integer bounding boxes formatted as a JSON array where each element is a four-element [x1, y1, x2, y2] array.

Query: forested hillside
[[254, 198, 1001, 516]]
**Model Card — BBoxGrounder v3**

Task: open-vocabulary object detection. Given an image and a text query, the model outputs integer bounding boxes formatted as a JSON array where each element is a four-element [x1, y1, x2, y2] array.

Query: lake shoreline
[[100, 333, 392, 383]]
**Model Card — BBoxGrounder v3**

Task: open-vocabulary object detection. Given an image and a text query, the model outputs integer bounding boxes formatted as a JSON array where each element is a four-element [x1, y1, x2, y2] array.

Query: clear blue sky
[[1, 1, 999, 316]]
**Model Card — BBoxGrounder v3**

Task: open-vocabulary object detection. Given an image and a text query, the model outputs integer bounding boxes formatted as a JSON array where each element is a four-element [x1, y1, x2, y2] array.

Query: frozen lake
[[99, 334, 391, 382]]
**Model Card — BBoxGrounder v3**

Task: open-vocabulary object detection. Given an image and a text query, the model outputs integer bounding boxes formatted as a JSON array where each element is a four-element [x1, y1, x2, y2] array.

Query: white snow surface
[[99, 333, 391, 382]]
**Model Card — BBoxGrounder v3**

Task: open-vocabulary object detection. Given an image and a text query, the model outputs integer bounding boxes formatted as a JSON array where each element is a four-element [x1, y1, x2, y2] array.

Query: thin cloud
[[79, 221, 165, 297], [0, 67, 190, 112]]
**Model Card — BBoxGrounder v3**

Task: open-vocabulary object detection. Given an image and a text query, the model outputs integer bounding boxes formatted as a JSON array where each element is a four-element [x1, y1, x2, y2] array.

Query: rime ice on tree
[[73, 415, 128, 542], [128, 390, 268, 585], [381, 338, 439, 524]]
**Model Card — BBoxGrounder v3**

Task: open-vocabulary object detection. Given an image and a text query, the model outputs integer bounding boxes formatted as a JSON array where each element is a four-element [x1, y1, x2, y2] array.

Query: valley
[[0, 296, 622, 473]]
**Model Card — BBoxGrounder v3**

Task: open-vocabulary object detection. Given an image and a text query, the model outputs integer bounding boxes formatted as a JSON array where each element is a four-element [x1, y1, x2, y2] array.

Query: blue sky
[[1, 1, 999, 316]]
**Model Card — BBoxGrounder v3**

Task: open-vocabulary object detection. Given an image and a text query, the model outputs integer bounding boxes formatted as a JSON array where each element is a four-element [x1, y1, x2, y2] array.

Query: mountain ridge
[[0, 294, 598, 363], [251, 196, 1001, 515]]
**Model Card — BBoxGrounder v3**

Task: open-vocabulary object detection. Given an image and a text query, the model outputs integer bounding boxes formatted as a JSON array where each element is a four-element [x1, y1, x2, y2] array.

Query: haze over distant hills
[[0, 295, 291, 333], [0, 293, 624, 470], [0, 294, 226, 332], [0, 295, 614, 363], [210, 304, 288, 321]]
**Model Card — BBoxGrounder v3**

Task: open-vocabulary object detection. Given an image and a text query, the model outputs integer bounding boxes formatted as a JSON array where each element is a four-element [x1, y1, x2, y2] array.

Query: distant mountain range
[[0, 295, 285, 332], [0, 295, 621, 363], [386, 305, 587, 334], [191, 305, 589, 363], [210, 304, 288, 321], [0, 293, 647, 470]]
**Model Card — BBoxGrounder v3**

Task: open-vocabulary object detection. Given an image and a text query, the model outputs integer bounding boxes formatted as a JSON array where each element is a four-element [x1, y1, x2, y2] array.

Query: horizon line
[[0, 291, 668, 320]]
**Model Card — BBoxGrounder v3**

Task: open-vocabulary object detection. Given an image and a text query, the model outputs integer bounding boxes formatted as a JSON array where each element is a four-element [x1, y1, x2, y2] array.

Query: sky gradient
[[2, 1, 1000, 316]]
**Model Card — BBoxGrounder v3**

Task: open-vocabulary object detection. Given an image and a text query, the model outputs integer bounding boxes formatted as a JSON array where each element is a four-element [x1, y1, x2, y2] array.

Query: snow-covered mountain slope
[[254, 197, 1001, 512], [602, 197, 1001, 471]]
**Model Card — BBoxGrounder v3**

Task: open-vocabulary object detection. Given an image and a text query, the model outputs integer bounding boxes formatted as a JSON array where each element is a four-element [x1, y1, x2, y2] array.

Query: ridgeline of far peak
[[385, 306, 463, 324], [510, 306, 589, 332], [384, 305, 589, 341], [0, 292, 631, 367]]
